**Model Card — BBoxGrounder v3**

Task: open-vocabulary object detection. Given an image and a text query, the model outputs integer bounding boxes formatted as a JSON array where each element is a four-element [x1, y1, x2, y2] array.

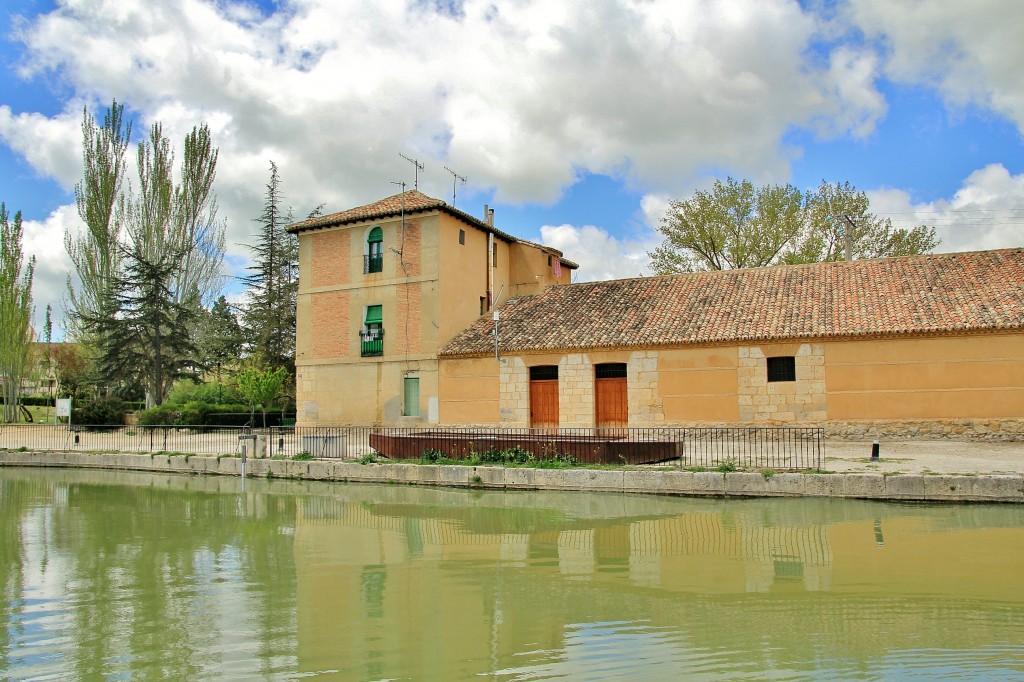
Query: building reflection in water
[[293, 488, 1024, 680]]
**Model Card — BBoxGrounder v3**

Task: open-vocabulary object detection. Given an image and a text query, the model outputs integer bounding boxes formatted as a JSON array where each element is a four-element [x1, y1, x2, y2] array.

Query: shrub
[[136, 404, 180, 426], [166, 380, 242, 406], [72, 397, 127, 425]]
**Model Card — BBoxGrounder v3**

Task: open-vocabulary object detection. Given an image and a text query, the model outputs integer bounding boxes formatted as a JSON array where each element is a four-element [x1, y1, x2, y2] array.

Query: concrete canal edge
[[1, 451, 1022, 503]]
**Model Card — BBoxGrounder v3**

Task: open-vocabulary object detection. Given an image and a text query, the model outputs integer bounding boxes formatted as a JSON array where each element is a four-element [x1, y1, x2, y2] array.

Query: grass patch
[[417, 446, 579, 468], [715, 458, 738, 474], [291, 452, 314, 461]]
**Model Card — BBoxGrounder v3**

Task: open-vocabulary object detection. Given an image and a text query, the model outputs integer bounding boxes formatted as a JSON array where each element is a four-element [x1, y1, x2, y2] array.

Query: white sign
[[56, 399, 72, 418]]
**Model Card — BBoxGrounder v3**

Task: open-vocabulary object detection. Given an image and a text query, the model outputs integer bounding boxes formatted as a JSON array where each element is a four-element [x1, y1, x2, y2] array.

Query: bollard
[[871, 440, 880, 461]]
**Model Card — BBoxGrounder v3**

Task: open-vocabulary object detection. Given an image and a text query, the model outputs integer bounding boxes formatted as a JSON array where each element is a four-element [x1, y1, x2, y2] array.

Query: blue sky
[[2, 0, 1023, 336]]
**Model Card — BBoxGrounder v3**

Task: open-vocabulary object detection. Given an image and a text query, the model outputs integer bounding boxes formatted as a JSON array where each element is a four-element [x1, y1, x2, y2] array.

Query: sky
[[2, 0, 1023, 338]]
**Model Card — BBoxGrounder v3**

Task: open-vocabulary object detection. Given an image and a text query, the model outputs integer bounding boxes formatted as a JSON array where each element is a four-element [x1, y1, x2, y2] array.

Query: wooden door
[[529, 379, 559, 429], [595, 376, 627, 430]]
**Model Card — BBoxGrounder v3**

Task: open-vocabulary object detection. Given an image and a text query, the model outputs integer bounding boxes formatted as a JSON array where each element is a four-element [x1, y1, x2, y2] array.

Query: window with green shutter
[[403, 376, 420, 417], [365, 226, 383, 273], [361, 305, 383, 356]]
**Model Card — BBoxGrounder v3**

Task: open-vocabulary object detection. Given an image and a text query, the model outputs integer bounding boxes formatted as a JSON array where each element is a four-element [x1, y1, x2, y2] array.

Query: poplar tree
[[65, 100, 131, 337], [66, 102, 227, 405], [0, 204, 35, 423]]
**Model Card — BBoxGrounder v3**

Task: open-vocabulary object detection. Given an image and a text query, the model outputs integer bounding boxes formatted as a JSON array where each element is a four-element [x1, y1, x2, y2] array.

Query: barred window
[[767, 356, 796, 382]]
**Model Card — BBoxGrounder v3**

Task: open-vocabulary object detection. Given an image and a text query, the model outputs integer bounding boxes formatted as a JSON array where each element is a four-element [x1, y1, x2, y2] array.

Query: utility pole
[[841, 214, 856, 261]]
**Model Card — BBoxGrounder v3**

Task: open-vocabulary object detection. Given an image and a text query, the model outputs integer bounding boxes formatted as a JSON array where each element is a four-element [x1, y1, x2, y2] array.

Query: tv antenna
[[399, 153, 424, 189], [443, 166, 467, 205]]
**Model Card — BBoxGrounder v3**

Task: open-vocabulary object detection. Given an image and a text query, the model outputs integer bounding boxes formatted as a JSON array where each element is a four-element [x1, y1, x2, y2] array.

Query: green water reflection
[[2, 467, 1023, 680]]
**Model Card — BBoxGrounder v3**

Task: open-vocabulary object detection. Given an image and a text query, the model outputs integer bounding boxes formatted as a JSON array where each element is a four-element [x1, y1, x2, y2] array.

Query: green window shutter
[[365, 305, 383, 325], [403, 377, 420, 417], [368, 226, 383, 243]]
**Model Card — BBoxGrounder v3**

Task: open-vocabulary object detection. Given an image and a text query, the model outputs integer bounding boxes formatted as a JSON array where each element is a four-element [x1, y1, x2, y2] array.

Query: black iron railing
[[0, 424, 824, 469], [364, 254, 383, 273]]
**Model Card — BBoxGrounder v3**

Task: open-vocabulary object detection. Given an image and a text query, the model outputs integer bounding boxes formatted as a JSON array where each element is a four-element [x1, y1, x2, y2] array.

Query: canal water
[[2, 467, 1023, 681]]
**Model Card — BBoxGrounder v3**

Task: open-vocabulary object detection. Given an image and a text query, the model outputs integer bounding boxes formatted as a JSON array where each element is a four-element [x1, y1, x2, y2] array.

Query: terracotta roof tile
[[440, 248, 1024, 356], [287, 189, 578, 268]]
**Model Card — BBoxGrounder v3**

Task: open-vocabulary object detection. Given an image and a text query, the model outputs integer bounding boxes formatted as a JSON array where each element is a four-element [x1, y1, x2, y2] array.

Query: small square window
[[459, 229, 465, 245], [767, 356, 796, 382]]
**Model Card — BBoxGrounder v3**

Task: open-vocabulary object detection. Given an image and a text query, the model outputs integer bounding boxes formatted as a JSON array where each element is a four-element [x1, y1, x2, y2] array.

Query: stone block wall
[[558, 354, 595, 427], [738, 344, 826, 423], [826, 418, 1024, 441], [499, 356, 529, 425], [627, 351, 664, 425]]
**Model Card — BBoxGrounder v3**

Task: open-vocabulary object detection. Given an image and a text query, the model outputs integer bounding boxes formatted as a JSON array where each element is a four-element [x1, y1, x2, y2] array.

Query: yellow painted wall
[[437, 213, 492, 344], [658, 347, 740, 422], [508, 242, 571, 298], [296, 359, 439, 424], [824, 333, 1024, 419], [438, 356, 500, 424]]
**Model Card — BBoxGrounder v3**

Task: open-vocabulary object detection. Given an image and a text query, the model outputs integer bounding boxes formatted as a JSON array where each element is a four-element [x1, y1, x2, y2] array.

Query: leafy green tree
[[65, 102, 227, 405], [195, 295, 243, 384], [65, 100, 131, 338], [236, 366, 287, 428], [51, 343, 90, 400], [649, 178, 939, 273], [786, 181, 939, 264], [0, 204, 36, 423]]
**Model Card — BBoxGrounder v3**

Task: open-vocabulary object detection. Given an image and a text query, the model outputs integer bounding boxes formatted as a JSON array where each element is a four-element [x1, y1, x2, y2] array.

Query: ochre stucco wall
[[297, 359, 439, 425], [657, 346, 739, 422], [436, 331, 1024, 428], [824, 333, 1024, 419], [437, 356, 501, 424]]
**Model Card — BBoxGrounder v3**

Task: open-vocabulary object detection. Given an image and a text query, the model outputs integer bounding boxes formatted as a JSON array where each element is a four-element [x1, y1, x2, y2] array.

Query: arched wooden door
[[529, 366, 559, 430], [595, 363, 628, 433]]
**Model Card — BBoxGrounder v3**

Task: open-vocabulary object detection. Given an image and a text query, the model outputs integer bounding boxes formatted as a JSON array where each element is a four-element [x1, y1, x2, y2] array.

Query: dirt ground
[[824, 440, 1024, 475]]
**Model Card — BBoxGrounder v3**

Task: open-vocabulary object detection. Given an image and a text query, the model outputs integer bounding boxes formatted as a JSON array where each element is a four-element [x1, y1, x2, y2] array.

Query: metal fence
[[0, 424, 823, 470]]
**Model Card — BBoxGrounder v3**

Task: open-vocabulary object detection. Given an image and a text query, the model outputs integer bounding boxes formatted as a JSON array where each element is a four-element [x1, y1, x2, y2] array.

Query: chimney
[[488, 208, 495, 226]]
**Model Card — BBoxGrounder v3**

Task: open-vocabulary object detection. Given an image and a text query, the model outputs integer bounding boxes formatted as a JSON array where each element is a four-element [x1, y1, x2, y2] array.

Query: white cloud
[[0, 106, 83, 188], [540, 223, 659, 283], [868, 164, 1024, 254], [847, 0, 1024, 131], [6, 0, 1021, 312], [20, 204, 81, 339], [6, 0, 888, 213]]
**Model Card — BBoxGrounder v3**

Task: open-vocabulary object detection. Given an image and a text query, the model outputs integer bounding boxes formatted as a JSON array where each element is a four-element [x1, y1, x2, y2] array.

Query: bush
[[72, 397, 127, 425], [136, 404, 180, 426], [166, 380, 242, 406]]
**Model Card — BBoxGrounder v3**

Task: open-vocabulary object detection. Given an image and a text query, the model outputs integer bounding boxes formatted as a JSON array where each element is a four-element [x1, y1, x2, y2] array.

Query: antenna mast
[[399, 153, 424, 190], [443, 166, 467, 205]]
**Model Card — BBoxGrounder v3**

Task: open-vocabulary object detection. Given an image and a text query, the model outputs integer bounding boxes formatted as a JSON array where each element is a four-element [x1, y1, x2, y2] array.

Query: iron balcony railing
[[360, 329, 384, 356], [364, 254, 383, 273], [1, 424, 823, 469]]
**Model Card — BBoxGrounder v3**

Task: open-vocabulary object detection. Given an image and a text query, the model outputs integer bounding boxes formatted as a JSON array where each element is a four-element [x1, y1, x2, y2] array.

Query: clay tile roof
[[440, 248, 1024, 356], [286, 189, 578, 269], [287, 190, 448, 232]]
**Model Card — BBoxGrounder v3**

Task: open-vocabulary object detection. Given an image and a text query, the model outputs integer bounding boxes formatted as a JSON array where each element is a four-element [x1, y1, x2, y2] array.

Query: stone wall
[[558, 354, 594, 427], [826, 418, 1024, 442], [628, 351, 664, 425], [738, 344, 826, 423], [498, 356, 529, 425]]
